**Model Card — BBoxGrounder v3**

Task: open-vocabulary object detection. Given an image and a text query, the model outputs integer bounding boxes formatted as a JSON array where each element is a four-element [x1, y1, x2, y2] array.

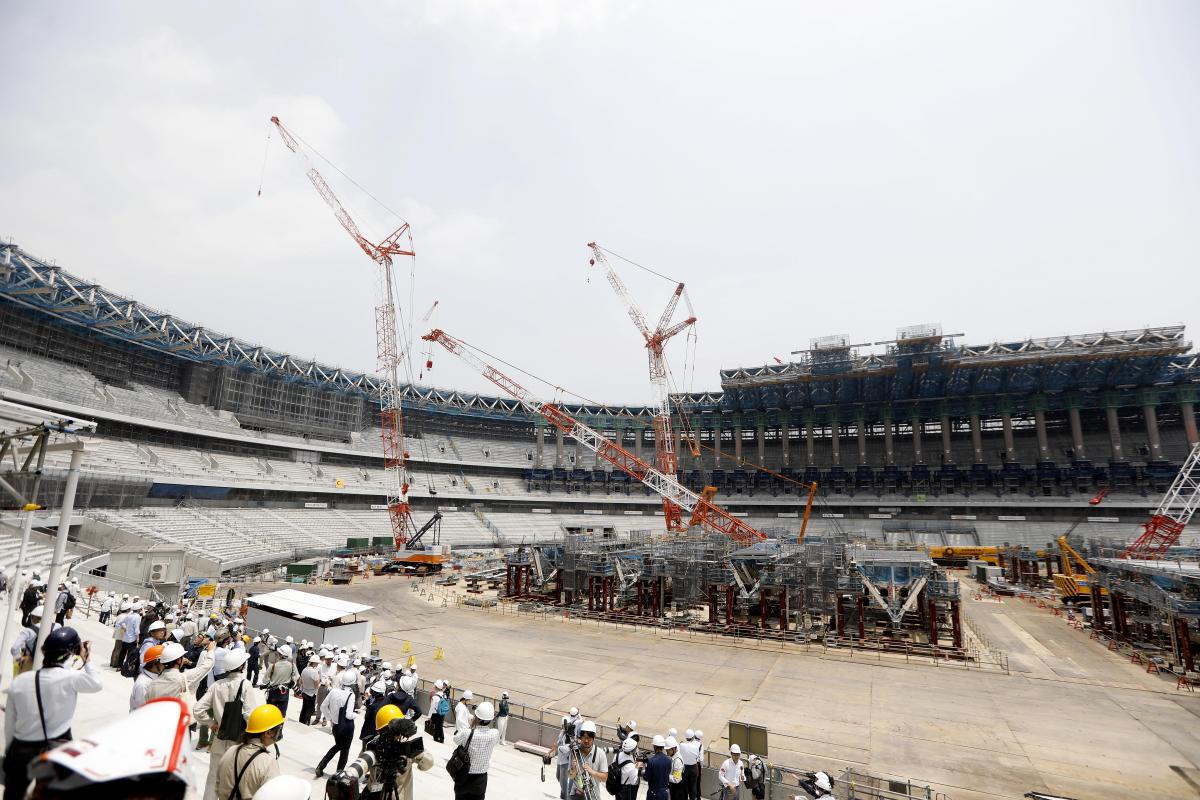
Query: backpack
[[64, 593, 77, 610], [438, 695, 450, 716], [121, 643, 142, 678], [605, 752, 628, 797]]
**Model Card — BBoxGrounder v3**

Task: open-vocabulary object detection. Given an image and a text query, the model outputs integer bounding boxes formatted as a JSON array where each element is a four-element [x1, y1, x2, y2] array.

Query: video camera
[[326, 735, 426, 799]]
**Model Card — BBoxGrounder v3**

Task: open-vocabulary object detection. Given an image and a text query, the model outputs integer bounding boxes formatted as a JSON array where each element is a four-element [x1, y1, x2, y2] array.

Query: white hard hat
[[730, 744, 741, 755], [309, 655, 320, 664], [400, 676, 417, 694], [652, 735, 666, 748], [262, 627, 269, 633], [580, 720, 597, 734], [277, 644, 292, 659], [685, 729, 695, 740], [371, 680, 387, 693], [628, 720, 637, 730], [353, 657, 362, 666], [569, 707, 579, 716], [622, 737, 637, 753], [224, 651, 251, 671], [665, 736, 678, 749], [253, 636, 262, 643], [336, 655, 349, 667], [814, 772, 833, 791], [695, 729, 703, 739], [252, 773, 313, 800], [158, 642, 186, 664], [285, 636, 294, 644], [475, 701, 495, 722], [668, 728, 677, 738], [462, 690, 473, 701], [341, 670, 358, 686], [172, 628, 185, 641], [435, 679, 445, 690], [382, 662, 393, 670], [30, 605, 44, 617], [147, 621, 166, 633], [501, 690, 509, 698]]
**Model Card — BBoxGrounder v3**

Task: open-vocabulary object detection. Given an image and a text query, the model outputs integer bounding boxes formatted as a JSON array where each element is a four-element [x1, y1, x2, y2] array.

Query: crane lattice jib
[[422, 328, 766, 546], [1122, 441, 1200, 559], [270, 115, 414, 547]]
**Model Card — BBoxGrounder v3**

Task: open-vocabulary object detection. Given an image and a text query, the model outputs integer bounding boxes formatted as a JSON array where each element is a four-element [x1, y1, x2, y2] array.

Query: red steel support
[[927, 598, 939, 646], [951, 600, 962, 649], [725, 585, 735, 626], [836, 595, 845, 638], [778, 587, 788, 632], [1176, 617, 1195, 673], [856, 596, 866, 640], [1090, 584, 1106, 631]]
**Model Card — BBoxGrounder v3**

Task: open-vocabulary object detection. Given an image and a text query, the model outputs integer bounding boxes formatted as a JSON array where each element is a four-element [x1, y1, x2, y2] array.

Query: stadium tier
[[1, 241, 1199, 571]]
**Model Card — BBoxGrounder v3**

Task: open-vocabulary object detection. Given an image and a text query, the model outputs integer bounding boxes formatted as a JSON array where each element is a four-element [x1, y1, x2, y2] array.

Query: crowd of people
[[4, 583, 833, 800]]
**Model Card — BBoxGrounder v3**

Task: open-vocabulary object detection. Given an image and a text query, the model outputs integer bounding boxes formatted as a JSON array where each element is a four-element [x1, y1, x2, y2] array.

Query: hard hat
[[30, 605, 44, 617], [382, 662, 393, 670], [371, 680, 387, 694], [730, 744, 741, 755], [628, 720, 637, 730], [580, 720, 597, 734], [685, 729, 695, 740], [119, 603, 131, 611], [475, 701, 495, 722], [276, 644, 291, 659], [235, 617, 244, 623], [400, 676, 416, 694], [462, 690, 473, 701], [246, 704, 285, 734], [172, 628, 186, 641], [158, 642, 187, 664], [143, 644, 166, 665], [375, 704, 404, 730], [695, 729, 703, 739], [621, 737, 637, 753], [309, 655, 320, 664], [569, 706, 579, 716], [253, 636, 262, 643], [336, 655, 349, 667], [668, 727, 677, 738], [285, 636, 294, 643], [652, 735, 666, 748], [252, 774, 312, 800], [665, 736, 678, 749], [341, 670, 358, 686], [147, 620, 166, 633], [501, 690, 509, 698], [43, 627, 81, 659], [814, 771, 833, 791], [224, 650, 251, 671], [353, 657, 362, 666], [434, 679, 445, 690], [262, 627, 269, 633]]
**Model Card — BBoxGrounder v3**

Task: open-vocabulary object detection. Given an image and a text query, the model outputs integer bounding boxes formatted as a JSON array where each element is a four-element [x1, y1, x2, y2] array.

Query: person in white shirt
[[10, 605, 57, 676], [452, 700, 501, 799], [455, 689, 475, 736], [98, 592, 114, 625], [193, 650, 263, 800], [108, 603, 131, 668], [667, 736, 686, 800], [614, 736, 641, 799], [718, 744, 745, 800], [560, 719, 608, 800], [3, 627, 102, 800], [679, 729, 702, 800], [316, 670, 359, 775], [129, 643, 166, 711]]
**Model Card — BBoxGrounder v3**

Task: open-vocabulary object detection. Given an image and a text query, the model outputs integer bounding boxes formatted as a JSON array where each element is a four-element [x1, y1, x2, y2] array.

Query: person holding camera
[[3, 627, 101, 800], [794, 770, 834, 799], [451, 700, 500, 800], [361, 705, 433, 800]]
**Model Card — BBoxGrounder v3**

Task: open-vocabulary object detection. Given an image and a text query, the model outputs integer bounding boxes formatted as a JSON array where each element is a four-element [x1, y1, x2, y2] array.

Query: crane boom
[[587, 243, 697, 531], [421, 328, 767, 546], [270, 115, 415, 547], [1123, 441, 1200, 558]]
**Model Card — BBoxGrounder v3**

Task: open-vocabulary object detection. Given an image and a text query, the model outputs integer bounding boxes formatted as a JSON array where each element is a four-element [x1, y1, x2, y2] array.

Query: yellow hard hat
[[375, 704, 404, 731], [245, 704, 285, 734]]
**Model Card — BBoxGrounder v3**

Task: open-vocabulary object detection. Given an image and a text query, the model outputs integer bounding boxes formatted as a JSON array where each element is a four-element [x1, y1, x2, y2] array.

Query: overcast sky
[[2, 2, 1197, 406]]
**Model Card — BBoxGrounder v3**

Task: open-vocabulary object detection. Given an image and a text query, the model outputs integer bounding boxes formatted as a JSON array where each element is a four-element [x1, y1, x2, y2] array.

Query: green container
[[287, 563, 316, 577], [346, 537, 371, 550], [372, 536, 393, 547]]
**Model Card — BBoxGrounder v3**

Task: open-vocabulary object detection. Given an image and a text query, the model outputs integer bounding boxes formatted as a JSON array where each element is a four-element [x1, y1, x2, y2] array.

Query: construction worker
[[26, 696, 194, 800], [3, 627, 102, 800], [316, 670, 360, 775], [194, 649, 263, 800], [139, 620, 168, 662], [679, 729, 702, 800], [496, 690, 511, 744], [263, 643, 297, 717], [360, 706, 433, 800], [795, 771, 835, 799], [216, 704, 284, 800], [666, 736, 686, 800], [452, 700, 500, 800], [145, 639, 216, 714], [613, 736, 641, 800], [247, 636, 263, 686], [359, 680, 391, 743], [454, 689, 475, 736], [718, 744, 745, 800], [298, 654, 321, 725], [566, 706, 583, 737], [645, 734, 672, 800], [19, 577, 41, 627], [130, 643, 166, 711]]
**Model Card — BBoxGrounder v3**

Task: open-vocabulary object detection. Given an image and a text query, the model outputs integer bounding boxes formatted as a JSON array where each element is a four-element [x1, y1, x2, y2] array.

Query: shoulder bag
[[446, 728, 473, 781], [217, 680, 248, 742]]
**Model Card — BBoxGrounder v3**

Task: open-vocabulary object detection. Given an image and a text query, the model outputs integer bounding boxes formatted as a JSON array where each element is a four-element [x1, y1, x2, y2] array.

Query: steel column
[[1034, 410, 1050, 461], [1068, 406, 1087, 460], [1143, 404, 1163, 461], [1106, 406, 1125, 462], [1001, 413, 1016, 461], [940, 415, 952, 464], [969, 413, 984, 463], [1182, 401, 1199, 446], [927, 598, 939, 646], [1175, 617, 1194, 673], [951, 600, 962, 649], [856, 596, 866, 639], [829, 415, 841, 466], [1090, 583, 1106, 631]]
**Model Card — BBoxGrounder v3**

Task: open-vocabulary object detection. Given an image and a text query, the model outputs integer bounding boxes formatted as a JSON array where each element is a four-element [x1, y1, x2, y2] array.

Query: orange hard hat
[[143, 644, 165, 665]]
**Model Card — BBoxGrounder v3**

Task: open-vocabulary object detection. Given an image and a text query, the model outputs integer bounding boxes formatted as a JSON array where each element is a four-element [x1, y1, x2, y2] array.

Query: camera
[[325, 751, 375, 800]]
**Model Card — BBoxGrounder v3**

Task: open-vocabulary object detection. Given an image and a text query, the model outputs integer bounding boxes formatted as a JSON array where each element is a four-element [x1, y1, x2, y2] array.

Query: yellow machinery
[[1053, 535, 1106, 604], [926, 546, 1002, 566]]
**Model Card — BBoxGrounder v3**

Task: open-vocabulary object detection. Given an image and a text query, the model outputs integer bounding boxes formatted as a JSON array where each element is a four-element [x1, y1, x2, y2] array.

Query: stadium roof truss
[[0, 243, 657, 421]]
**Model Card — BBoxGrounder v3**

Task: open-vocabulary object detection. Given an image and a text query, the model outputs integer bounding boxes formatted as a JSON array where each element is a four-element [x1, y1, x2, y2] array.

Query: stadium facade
[[2, 240, 1199, 571]]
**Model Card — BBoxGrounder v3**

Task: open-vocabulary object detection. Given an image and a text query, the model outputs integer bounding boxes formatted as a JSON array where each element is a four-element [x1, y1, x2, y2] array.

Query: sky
[[1, 1, 1198, 407]]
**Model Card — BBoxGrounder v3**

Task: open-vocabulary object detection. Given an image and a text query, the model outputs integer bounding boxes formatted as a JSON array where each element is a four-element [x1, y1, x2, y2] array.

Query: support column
[[713, 423, 723, 469], [636, 581, 644, 616], [1143, 403, 1163, 461], [940, 415, 953, 464], [708, 584, 717, 624], [672, 425, 683, 471], [1182, 400, 1199, 446], [759, 590, 768, 629], [969, 413, 984, 463], [835, 595, 845, 637], [911, 410, 923, 464], [951, 600, 962, 649], [733, 419, 743, 464], [634, 425, 644, 462], [780, 414, 791, 467], [829, 414, 841, 466], [1034, 410, 1050, 461], [1001, 412, 1016, 461], [535, 426, 545, 468], [927, 598, 939, 646], [725, 585, 735, 626], [856, 596, 866, 639], [1090, 583, 1106, 631], [1106, 406, 1125, 461], [805, 415, 816, 467], [1175, 617, 1194, 673], [857, 414, 868, 465], [1068, 405, 1087, 460], [555, 428, 565, 467], [34, 448, 83, 669], [756, 419, 766, 466], [778, 587, 788, 631], [883, 411, 895, 466]]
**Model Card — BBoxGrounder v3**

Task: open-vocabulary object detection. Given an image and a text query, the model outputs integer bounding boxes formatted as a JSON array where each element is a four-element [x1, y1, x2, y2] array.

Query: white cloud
[[418, 0, 638, 40]]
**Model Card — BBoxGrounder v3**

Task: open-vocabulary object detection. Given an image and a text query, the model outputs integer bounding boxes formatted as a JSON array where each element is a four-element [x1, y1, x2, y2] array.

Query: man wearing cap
[[645, 735, 672, 800], [98, 591, 114, 625], [118, 601, 143, 668], [567, 706, 583, 738], [298, 653, 322, 725], [129, 643, 166, 711], [454, 689, 475, 737], [247, 636, 263, 686], [19, 578, 40, 627], [195, 649, 263, 800], [359, 679, 391, 743], [679, 730, 702, 800], [216, 705, 284, 800], [428, 680, 449, 744], [180, 613, 198, 650], [718, 744, 745, 800], [666, 736, 686, 800], [495, 690, 511, 744], [452, 700, 501, 800], [745, 753, 766, 800]]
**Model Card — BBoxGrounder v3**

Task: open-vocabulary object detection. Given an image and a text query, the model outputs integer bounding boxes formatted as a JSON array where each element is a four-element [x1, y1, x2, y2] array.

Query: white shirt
[[454, 700, 473, 735], [617, 753, 639, 785], [120, 613, 142, 643], [670, 753, 685, 783], [321, 686, 357, 725], [719, 757, 744, 788], [679, 739, 702, 766], [453, 725, 501, 774], [130, 670, 155, 711], [318, 662, 336, 687], [5, 663, 103, 744]]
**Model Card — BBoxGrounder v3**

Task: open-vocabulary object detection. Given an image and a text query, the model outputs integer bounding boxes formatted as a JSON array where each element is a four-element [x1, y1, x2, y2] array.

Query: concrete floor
[[309, 572, 1200, 800]]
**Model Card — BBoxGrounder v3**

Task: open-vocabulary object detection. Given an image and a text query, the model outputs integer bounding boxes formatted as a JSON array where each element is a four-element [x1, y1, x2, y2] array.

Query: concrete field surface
[[305, 572, 1200, 800]]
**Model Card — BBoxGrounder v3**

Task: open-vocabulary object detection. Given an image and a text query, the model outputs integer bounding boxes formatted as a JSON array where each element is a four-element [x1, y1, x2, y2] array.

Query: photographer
[[451, 701, 500, 800], [795, 770, 834, 800], [360, 705, 432, 800], [554, 715, 574, 800], [559, 719, 607, 800]]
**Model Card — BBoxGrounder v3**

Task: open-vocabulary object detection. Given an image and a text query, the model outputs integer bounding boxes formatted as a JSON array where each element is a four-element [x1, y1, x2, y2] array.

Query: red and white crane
[[587, 243, 697, 531], [1122, 441, 1200, 559], [422, 328, 767, 546], [269, 116, 415, 546]]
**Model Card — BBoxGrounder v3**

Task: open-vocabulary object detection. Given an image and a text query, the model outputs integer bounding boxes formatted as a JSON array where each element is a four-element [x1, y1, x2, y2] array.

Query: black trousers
[[685, 763, 702, 800], [267, 686, 290, 718], [110, 639, 128, 669], [318, 727, 354, 773], [299, 692, 317, 725], [429, 712, 445, 743], [246, 663, 260, 686], [669, 782, 687, 800], [454, 772, 488, 800], [4, 733, 68, 800]]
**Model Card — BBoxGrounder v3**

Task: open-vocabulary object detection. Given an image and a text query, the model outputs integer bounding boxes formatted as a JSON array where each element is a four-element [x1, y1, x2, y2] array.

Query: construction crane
[[269, 116, 415, 547], [1122, 441, 1200, 559], [422, 328, 767, 546], [587, 243, 697, 531]]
